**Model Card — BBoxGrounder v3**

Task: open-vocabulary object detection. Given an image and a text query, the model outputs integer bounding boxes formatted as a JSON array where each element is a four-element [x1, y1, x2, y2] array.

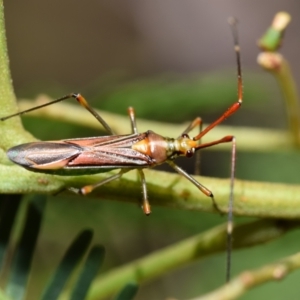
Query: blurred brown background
[[5, 1, 300, 101], [3, 1, 300, 300]]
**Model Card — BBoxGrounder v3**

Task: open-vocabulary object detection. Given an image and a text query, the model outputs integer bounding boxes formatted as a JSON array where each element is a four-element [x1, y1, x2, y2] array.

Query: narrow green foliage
[[6, 195, 46, 300], [114, 282, 139, 300], [41, 229, 93, 300], [70, 246, 105, 300], [0, 195, 22, 269], [87, 219, 300, 300]]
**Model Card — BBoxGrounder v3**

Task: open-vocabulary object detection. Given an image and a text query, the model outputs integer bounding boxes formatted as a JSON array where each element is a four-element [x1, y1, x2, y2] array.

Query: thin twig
[[257, 12, 300, 147], [192, 251, 300, 300], [56, 219, 300, 300]]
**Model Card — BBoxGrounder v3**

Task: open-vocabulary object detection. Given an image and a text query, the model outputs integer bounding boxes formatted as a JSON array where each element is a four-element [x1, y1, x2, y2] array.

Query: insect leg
[[179, 117, 202, 137], [196, 135, 236, 282], [166, 160, 221, 213], [127, 107, 138, 134], [0, 93, 114, 135], [227, 136, 236, 283], [188, 18, 241, 283], [180, 117, 203, 176], [78, 169, 132, 195], [192, 18, 242, 142], [194, 119, 202, 176], [137, 169, 151, 215], [72, 94, 114, 135], [127, 107, 151, 214]]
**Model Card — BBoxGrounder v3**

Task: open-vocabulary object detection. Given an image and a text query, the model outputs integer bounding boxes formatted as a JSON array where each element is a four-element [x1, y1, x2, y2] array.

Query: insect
[[1, 18, 242, 281]]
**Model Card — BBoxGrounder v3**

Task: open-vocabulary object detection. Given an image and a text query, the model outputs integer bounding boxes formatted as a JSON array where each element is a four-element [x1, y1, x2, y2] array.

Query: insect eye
[[186, 149, 194, 158], [181, 133, 190, 138]]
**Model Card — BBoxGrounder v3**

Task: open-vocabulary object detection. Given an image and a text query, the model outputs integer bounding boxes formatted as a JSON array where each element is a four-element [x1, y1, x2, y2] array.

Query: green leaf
[[70, 245, 105, 300], [0, 287, 13, 300], [0, 195, 22, 269], [6, 195, 46, 300], [41, 229, 93, 300], [114, 282, 139, 300]]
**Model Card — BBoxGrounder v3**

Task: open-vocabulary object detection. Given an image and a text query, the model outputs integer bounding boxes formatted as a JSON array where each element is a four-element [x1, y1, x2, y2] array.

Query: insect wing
[[65, 133, 155, 167], [7, 142, 82, 169], [7, 133, 155, 171]]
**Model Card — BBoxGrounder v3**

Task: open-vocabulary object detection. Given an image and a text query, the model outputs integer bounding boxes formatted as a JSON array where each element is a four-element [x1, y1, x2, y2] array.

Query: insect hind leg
[[137, 169, 151, 215], [68, 167, 152, 215], [69, 169, 132, 195], [166, 160, 221, 213]]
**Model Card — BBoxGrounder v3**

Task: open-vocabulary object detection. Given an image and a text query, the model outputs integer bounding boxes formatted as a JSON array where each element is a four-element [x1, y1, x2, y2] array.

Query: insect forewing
[[8, 142, 82, 169]]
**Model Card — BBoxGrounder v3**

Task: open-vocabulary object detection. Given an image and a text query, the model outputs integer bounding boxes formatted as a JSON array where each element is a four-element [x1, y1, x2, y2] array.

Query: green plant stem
[[258, 16, 300, 148], [258, 53, 300, 147], [273, 57, 300, 147], [1, 163, 300, 218], [0, 288, 11, 300], [59, 219, 299, 300], [1, 95, 300, 217], [0, 1, 33, 148], [0, 0, 17, 116], [194, 251, 300, 300]]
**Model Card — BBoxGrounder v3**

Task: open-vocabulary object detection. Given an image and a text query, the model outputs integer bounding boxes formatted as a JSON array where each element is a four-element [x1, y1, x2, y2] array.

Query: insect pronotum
[[1, 18, 242, 282]]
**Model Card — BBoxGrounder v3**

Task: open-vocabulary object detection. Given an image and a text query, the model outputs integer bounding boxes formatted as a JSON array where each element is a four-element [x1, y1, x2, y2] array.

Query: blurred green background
[[3, 1, 300, 299]]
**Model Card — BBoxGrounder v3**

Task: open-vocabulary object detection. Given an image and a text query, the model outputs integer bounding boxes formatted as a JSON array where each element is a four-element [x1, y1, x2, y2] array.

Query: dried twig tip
[[228, 17, 238, 26], [272, 12, 291, 32]]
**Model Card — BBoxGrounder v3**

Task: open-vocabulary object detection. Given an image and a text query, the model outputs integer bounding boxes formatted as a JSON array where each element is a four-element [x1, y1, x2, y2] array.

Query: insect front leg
[[180, 117, 203, 176], [195, 134, 237, 282]]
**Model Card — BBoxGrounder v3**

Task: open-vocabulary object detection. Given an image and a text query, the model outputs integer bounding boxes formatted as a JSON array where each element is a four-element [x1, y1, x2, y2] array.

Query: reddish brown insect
[[1, 18, 242, 281]]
